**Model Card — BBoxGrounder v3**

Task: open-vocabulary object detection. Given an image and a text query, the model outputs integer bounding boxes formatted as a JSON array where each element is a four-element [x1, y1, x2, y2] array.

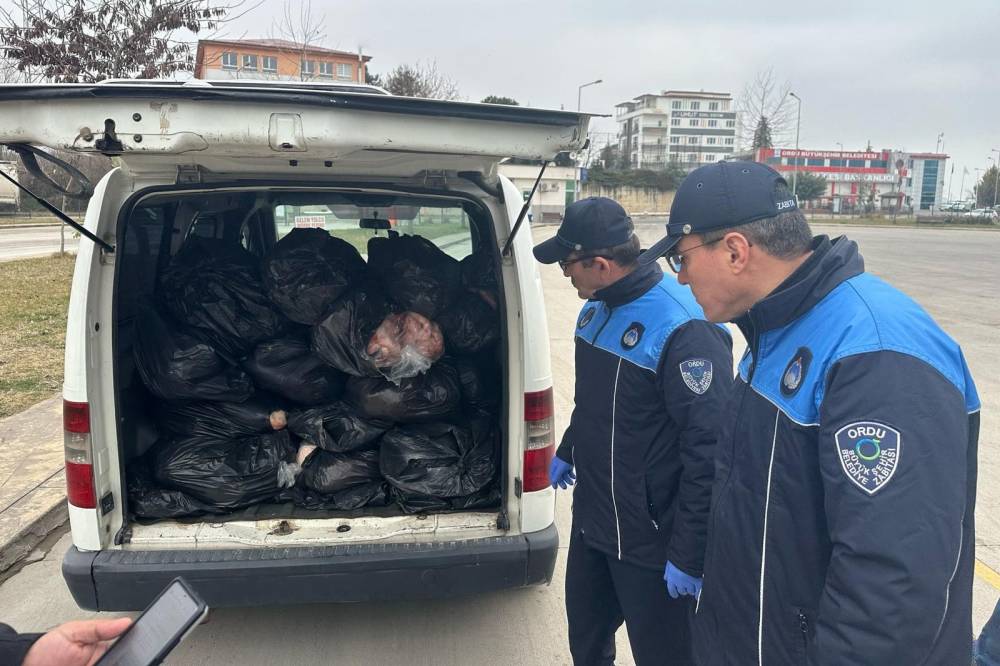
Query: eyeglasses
[[558, 254, 612, 270], [665, 238, 722, 273]]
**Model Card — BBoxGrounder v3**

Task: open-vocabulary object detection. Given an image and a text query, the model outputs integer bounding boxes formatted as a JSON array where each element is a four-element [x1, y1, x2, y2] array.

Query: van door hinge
[[497, 510, 510, 531], [514, 477, 523, 497], [176, 164, 205, 185]]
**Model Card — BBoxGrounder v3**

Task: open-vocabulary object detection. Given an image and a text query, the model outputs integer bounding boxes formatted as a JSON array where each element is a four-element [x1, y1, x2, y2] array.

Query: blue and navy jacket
[[693, 236, 981, 665], [557, 261, 733, 572]]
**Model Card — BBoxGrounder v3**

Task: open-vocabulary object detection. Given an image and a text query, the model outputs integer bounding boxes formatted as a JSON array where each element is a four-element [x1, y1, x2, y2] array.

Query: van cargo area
[[112, 186, 510, 547]]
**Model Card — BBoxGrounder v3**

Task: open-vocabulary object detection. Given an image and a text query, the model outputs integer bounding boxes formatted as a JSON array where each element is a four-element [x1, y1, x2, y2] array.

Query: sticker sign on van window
[[294, 215, 327, 228]]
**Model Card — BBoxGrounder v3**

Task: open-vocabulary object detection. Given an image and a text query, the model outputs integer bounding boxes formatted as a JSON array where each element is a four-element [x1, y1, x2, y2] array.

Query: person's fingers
[[667, 582, 679, 599], [568, 471, 577, 481], [63, 617, 132, 644]]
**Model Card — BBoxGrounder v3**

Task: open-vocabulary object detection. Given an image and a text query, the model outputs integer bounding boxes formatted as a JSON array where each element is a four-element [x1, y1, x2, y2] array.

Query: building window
[[706, 137, 717, 145], [807, 158, 825, 166], [725, 120, 736, 128], [722, 101, 731, 111], [670, 154, 680, 162], [657, 120, 663, 127], [708, 119, 718, 127], [688, 137, 699, 144], [262, 56, 277, 72], [870, 159, 888, 168], [690, 101, 700, 110], [848, 159, 867, 168], [688, 153, 698, 162], [301, 60, 315, 75], [671, 119, 680, 126], [709, 102, 719, 111], [242, 54, 258, 70], [221, 51, 237, 70], [670, 137, 680, 144], [705, 154, 715, 162], [830, 159, 844, 167], [672, 100, 682, 109], [337, 63, 353, 80], [319, 62, 333, 77], [724, 138, 734, 145], [690, 119, 700, 127]]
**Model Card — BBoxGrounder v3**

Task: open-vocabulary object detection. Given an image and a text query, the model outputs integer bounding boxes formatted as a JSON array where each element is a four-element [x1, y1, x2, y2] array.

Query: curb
[[0, 498, 67, 576], [0, 223, 64, 230]]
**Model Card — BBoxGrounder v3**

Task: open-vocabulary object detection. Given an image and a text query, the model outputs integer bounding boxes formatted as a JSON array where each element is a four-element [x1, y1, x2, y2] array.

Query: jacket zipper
[[610, 357, 623, 559], [797, 610, 809, 660]]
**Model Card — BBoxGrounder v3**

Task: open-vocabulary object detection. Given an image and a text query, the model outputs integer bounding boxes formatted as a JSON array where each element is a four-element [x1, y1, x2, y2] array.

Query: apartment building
[[615, 90, 737, 171], [194, 39, 371, 83]]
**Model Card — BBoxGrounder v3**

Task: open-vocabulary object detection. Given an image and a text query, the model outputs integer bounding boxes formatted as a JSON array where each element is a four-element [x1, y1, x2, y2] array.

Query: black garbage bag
[[288, 480, 391, 511], [380, 419, 497, 499], [154, 430, 296, 509], [245, 336, 346, 405], [391, 482, 501, 515], [161, 237, 287, 357], [459, 251, 498, 292], [367, 233, 461, 319], [134, 302, 254, 402], [298, 447, 382, 495], [287, 402, 391, 453], [344, 363, 461, 423], [437, 291, 500, 354], [127, 460, 217, 519], [262, 228, 367, 324], [154, 396, 288, 440], [311, 282, 394, 377], [451, 354, 501, 411]]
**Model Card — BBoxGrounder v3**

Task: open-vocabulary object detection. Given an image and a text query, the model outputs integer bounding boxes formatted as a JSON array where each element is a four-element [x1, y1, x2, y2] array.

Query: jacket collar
[[593, 261, 663, 308], [734, 235, 864, 342]]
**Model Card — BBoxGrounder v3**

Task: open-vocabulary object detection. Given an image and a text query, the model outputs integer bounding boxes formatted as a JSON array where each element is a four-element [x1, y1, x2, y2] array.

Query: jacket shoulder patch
[[835, 421, 901, 495], [680, 358, 713, 394]]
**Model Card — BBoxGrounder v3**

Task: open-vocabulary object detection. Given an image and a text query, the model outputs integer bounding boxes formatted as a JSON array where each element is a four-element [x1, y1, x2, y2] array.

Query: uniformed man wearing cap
[[642, 161, 980, 664], [533, 197, 733, 665]]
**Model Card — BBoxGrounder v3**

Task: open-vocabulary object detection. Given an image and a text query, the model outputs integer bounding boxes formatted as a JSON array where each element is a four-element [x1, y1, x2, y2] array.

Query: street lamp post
[[936, 132, 944, 153], [992, 148, 1000, 208], [789, 92, 802, 199], [836, 142, 843, 152], [577, 79, 602, 112]]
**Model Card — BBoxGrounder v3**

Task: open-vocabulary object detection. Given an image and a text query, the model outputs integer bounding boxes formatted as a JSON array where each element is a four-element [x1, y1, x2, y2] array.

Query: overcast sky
[[214, 0, 996, 199], [4, 0, 997, 199]]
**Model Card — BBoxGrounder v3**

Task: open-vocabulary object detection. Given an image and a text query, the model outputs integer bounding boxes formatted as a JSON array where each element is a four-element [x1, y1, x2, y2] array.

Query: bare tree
[[382, 61, 460, 100], [267, 0, 327, 81], [738, 68, 795, 151], [0, 0, 249, 83]]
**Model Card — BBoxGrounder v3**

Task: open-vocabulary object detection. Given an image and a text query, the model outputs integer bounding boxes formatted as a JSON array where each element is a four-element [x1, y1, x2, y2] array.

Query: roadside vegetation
[[0, 254, 74, 417]]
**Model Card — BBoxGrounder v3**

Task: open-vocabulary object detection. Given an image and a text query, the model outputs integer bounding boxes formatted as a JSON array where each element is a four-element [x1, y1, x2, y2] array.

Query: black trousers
[[565, 529, 694, 666]]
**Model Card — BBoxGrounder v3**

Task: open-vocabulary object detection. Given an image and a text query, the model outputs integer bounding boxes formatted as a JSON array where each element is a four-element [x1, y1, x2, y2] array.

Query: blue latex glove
[[664, 561, 702, 599], [549, 456, 576, 489]]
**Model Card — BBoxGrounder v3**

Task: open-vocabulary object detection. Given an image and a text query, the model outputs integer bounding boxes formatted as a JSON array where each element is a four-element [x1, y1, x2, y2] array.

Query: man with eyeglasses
[[533, 196, 732, 665], [642, 161, 980, 664]]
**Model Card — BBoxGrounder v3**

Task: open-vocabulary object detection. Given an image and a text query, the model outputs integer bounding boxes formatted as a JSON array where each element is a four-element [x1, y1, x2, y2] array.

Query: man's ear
[[723, 232, 752, 274]]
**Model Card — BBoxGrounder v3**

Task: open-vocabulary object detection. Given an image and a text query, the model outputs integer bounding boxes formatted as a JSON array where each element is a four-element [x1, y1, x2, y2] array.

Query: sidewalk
[[0, 396, 67, 575]]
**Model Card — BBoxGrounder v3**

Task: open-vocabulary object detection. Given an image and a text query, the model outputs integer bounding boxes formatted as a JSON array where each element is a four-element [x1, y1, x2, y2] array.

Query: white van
[[0, 80, 590, 610]]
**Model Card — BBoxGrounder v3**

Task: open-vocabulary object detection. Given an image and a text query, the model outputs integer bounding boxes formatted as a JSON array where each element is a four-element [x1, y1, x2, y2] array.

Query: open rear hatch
[[0, 81, 592, 548]]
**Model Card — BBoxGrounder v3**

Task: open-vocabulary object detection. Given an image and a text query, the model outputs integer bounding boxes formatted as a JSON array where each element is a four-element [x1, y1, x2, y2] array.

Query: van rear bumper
[[62, 523, 558, 611]]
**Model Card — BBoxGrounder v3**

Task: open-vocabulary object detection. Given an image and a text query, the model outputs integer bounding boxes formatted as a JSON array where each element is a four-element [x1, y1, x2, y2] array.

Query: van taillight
[[63, 400, 96, 509], [523, 388, 555, 493]]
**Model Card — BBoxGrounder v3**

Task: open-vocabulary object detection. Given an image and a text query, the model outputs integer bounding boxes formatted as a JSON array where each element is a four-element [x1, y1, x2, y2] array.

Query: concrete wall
[[579, 184, 674, 216]]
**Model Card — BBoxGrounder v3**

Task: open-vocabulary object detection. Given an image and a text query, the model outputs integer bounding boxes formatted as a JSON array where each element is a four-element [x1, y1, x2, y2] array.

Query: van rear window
[[273, 202, 476, 260]]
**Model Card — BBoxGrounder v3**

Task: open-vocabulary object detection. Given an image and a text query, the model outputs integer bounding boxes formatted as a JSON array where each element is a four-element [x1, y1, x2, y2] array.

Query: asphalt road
[[0, 224, 79, 262], [0, 222, 997, 665]]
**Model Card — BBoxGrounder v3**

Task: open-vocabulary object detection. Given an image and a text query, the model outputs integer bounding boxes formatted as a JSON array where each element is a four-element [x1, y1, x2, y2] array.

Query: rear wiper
[[0, 148, 113, 253], [501, 159, 548, 257]]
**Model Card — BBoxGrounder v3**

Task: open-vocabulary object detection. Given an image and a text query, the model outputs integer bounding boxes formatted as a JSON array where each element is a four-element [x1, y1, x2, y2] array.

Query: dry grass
[[0, 253, 75, 418]]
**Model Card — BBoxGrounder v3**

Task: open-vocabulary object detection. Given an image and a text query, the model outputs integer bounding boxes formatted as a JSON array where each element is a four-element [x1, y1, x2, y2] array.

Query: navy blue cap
[[533, 197, 635, 264], [640, 161, 797, 265]]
